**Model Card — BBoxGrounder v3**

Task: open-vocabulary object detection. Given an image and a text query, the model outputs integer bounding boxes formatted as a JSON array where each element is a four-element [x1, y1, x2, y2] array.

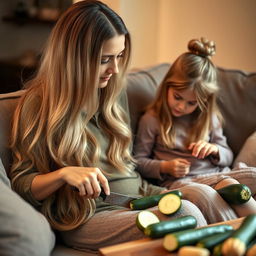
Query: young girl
[[134, 37, 256, 221], [9, 1, 210, 253]]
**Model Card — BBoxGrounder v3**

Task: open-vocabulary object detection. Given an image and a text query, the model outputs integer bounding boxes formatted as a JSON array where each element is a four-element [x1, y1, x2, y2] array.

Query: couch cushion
[[216, 68, 256, 156], [0, 91, 24, 174]]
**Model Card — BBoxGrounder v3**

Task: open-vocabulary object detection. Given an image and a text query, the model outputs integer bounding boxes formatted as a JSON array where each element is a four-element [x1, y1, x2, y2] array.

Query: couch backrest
[[1, 63, 255, 173]]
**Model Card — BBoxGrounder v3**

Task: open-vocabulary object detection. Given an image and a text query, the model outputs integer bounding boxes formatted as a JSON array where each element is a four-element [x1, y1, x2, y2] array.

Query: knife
[[100, 190, 140, 208], [72, 186, 140, 208]]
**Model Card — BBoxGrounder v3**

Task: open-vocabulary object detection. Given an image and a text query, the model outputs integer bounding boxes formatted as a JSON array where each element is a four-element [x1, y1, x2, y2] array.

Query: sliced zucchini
[[217, 184, 251, 205], [158, 193, 182, 215], [130, 190, 182, 210], [163, 224, 233, 252], [222, 214, 256, 256], [196, 230, 234, 249], [178, 246, 210, 256], [144, 215, 197, 238], [135, 210, 160, 231]]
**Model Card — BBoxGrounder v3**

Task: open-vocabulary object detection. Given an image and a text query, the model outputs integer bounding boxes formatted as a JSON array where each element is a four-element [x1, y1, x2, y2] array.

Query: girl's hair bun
[[188, 37, 216, 58]]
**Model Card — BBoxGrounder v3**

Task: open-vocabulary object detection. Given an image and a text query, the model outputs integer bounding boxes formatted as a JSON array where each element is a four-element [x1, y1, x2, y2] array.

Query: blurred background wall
[[104, 0, 256, 72], [0, 0, 255, 92]]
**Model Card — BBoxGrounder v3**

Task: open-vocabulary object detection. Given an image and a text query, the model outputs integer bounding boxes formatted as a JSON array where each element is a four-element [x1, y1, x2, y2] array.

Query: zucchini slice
[[135, 210, 160, 231], [217, 184, 251, 205], [163, 224, 233, 252], [130, 190, 182, 210], [144, 215, 197, 238], [222, 214, 256, 256], [178, 246, 210, 256], [158, 194, 182, 215]]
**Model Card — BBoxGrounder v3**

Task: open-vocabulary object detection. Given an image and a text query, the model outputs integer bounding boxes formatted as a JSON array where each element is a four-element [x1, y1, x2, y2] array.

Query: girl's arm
[[188, 114, 233, 166], [133, 112, 163, 180], [209, 114, 233, 166]]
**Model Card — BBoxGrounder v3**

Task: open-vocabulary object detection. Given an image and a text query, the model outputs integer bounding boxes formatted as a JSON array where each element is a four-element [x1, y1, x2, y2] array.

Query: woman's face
[[99, 35, 125, 88], [167, 87, 198, 117]]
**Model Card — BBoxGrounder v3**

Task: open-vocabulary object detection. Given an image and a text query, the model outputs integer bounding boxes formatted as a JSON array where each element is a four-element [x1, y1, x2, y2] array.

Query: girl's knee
[[214, 178, 239, 190]]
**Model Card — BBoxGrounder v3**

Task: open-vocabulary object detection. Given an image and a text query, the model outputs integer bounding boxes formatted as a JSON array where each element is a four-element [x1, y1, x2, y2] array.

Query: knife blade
[[72, 186, 140, 208], [100, 190, 140, 208]]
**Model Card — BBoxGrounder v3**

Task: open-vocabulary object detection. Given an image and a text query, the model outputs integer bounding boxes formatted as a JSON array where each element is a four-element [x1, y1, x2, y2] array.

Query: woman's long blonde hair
[[10, 0, 133, 231], [149, 38, 222, 147]]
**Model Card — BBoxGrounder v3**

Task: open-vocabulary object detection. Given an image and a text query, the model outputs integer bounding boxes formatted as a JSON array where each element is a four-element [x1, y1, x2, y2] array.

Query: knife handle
[[71, 186, 107, 200]]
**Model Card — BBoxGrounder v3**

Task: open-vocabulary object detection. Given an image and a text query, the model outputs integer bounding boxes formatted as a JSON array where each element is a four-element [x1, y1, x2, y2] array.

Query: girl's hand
[[161, 158, 190, 178], [188, 140, 219, 159], [59, 166, 110, 198]]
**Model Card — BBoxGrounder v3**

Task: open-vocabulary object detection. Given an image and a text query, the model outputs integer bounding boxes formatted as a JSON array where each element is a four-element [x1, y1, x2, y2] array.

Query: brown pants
[[60, 199, 207, 253]]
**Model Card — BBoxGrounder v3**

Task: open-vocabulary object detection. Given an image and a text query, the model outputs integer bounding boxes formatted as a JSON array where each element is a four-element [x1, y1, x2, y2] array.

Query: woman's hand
[[188, 140, 219, 159], [161, 158, 190, 178], [59, 166, 110, 198]]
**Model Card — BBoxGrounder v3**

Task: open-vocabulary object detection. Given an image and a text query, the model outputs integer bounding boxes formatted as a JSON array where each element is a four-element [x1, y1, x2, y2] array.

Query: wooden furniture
[[99, 217, 244, 256]]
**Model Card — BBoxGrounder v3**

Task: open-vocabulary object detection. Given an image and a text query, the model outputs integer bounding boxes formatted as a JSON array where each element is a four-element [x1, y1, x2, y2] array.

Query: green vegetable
[[163, 224, 233, 252], [196, 230, 233, 249], [178, 246, 210, 256], [158, 193, 182, 215], [247, 244, 256, 256], [135, 210, 160, 231], [130, 190, 182, 210], [212, 243, 222, 256], [217, 184, 251, 205], [222, 214, 256, 256], [144, 215, 197, 238]]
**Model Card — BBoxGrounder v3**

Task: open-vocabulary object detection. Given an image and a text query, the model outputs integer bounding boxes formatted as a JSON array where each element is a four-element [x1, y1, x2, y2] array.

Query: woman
[[10, 1, 217, 253]]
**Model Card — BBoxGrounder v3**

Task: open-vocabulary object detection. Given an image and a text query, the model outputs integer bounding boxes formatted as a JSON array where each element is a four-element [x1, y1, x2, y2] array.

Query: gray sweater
[[134, 111, 234, 184]]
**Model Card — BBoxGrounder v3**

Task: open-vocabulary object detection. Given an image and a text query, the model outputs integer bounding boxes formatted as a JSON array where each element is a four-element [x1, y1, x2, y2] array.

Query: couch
[[0, 63, 256, 255]]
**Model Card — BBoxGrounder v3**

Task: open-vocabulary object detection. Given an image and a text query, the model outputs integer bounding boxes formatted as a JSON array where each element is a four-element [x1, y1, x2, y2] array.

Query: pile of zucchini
[[133, 184, 255, 256], [162, 214, 256, 256]]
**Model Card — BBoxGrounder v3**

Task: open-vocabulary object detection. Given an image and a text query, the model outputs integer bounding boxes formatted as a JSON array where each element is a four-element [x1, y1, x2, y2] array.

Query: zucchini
[[196, 230, 234, 249], [158, 193, 182, 215], [130, 190, 182, 210], [217, 184, 251, 205], [212, 243, 223, 256], [246, 237, 256, 256], [163, 224, 233, 252], [135, 210, 160, 231], [178, 246, 210, 256], [247, 244, 256, 256], [222, 214, 256, 256], [144, 215, 197, 238]]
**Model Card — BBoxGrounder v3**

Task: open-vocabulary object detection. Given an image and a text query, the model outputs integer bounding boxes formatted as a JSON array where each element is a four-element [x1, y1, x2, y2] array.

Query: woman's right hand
[[160, 158, 190, 178], [59, 166, 110, 198]]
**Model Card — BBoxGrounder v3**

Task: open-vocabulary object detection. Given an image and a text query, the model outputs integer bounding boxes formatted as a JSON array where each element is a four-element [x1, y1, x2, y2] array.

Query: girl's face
[[167, 87, 198, 117], [99, 35, 125, 88]]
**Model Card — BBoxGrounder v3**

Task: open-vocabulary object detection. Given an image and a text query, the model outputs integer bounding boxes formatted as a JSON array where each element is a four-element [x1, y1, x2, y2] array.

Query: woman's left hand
[[188, 140, 219, 159]]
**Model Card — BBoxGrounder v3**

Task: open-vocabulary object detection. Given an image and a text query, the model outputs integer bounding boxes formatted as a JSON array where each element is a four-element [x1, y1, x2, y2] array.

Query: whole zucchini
[[222, 214, 256, 256], [130, 190, 182, 210], [144, 215, 197, 238], [196, 230, 234, 249], [217, 184, 251, 205], [163, 224, 233, 252]]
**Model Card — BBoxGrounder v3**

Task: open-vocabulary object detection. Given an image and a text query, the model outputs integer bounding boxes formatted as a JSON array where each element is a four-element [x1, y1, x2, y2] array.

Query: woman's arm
[[31, 166, 110, 201]]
